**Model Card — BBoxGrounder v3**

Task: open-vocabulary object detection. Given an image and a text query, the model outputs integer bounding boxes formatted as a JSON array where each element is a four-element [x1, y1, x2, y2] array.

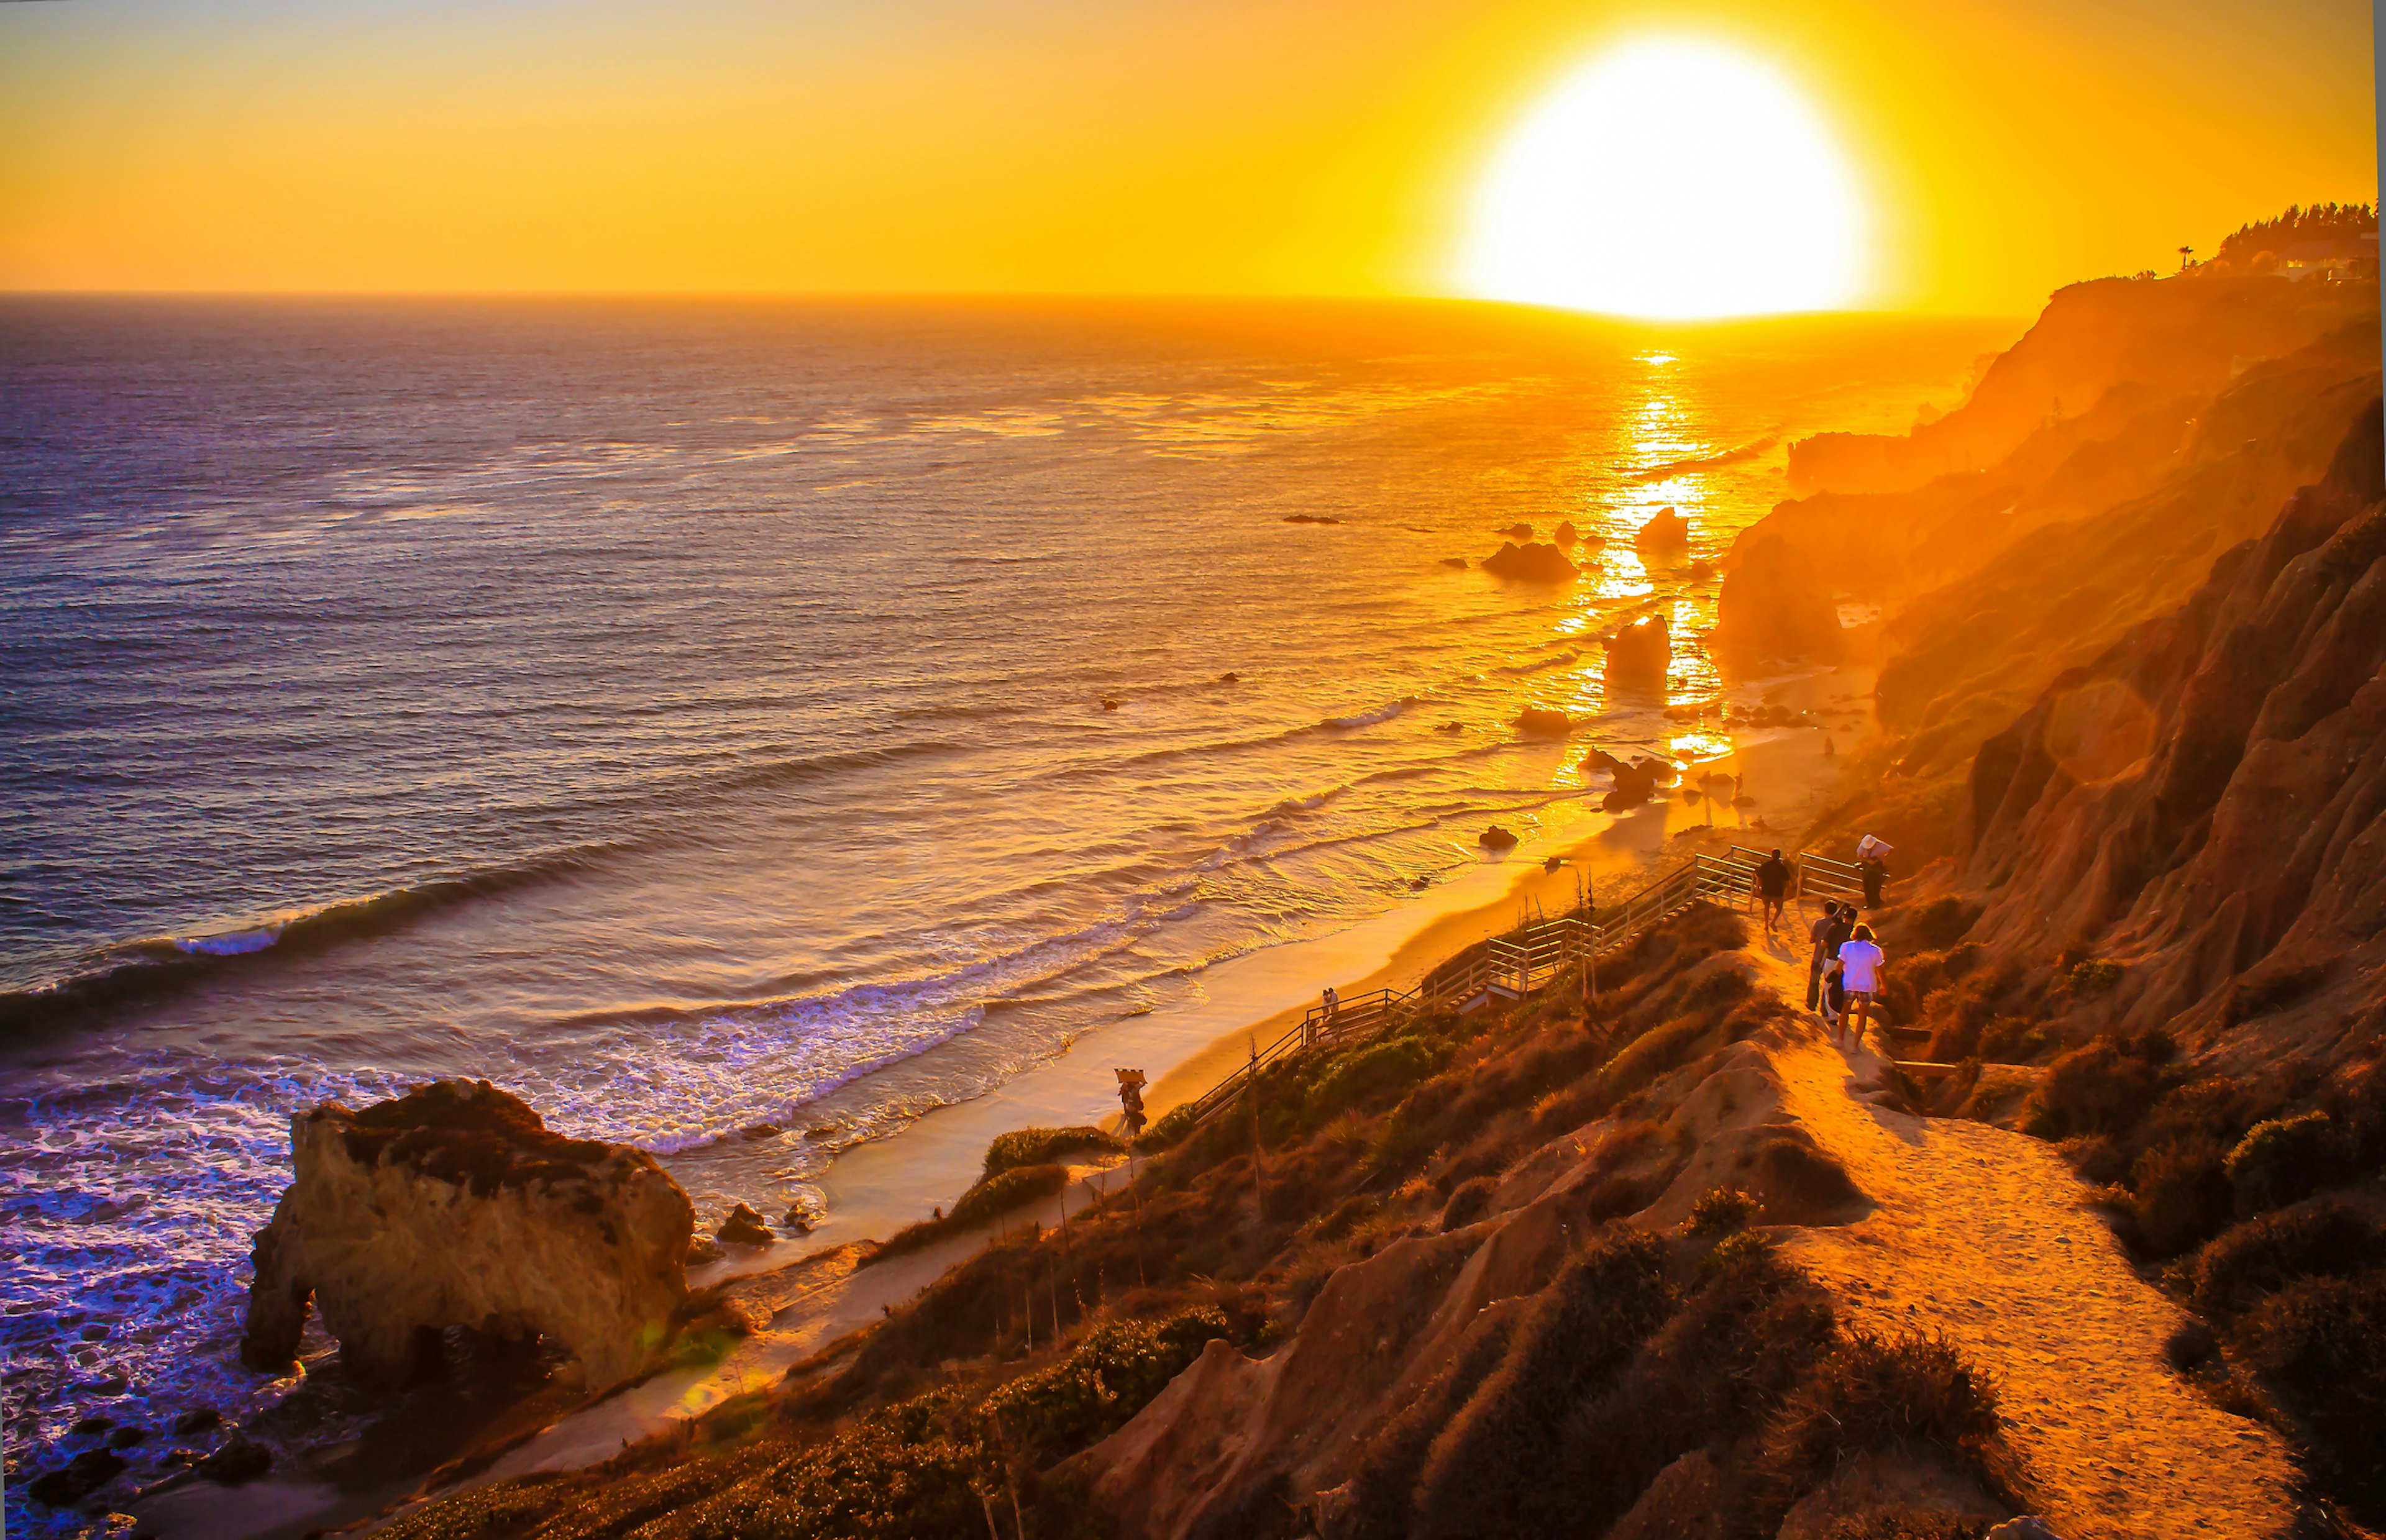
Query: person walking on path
[[1804, 901, 1841, 1010], [1755, 849, 1792, 936], [1857, 834, 1893, 909], [1836, 923, 1885, 1050]]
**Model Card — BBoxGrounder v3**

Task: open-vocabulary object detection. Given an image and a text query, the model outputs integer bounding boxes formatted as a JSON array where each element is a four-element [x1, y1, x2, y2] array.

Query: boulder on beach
[[1480, 541, 1578, 583], [716, 1202, 775, 1247], [1602, 614, 1671, 690], [1598, 757, 1674, 810], [1633, 506, 1691, 554], [1478, 824, 1519, 850], [1514, 707, 1571, 737], [1714, 533, 1845, 665], [239, 1079, 694, 1392]]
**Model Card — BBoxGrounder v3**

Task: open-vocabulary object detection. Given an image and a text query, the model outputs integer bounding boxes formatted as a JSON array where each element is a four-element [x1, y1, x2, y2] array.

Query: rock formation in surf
[[1602, 614, 1671, 690], [1480, 540, 1576, 582], [1514, 707, 1571, 737], [239, 1078, 693, 1390], [1633, 506, 1690, 555], [1714, 533, 1844, 666]]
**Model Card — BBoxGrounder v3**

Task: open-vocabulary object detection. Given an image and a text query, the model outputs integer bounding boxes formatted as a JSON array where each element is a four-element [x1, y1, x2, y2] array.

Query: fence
[[1174, 851, 1761, 1132], [1796, 850, 1864, 907]]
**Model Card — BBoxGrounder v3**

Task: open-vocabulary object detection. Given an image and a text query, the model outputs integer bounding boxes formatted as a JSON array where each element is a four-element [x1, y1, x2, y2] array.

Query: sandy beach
[[462, 665, 1877, 1483]]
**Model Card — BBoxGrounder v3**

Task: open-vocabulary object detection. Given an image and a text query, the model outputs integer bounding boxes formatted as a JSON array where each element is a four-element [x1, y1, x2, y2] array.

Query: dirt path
[[1744, 945, 2298, 1539]]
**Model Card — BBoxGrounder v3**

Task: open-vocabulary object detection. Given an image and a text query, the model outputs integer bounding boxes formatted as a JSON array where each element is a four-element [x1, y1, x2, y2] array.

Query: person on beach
[[1755, 849, 1791, 935], [1837, 923, 1885, 1049], [1804, 900, 1842, 1009]]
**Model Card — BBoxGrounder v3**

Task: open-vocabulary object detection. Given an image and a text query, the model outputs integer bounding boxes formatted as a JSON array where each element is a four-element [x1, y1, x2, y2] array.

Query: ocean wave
[[1491, 650, 1584, 677], [1321, 696, 1417, 729], [1621, 434, 1778, 482], [0, 840, 638, 1034]]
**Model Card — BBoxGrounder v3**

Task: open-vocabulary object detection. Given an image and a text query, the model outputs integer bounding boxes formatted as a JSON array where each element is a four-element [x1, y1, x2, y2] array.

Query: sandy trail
[[1743, 945, 2297, 1539]]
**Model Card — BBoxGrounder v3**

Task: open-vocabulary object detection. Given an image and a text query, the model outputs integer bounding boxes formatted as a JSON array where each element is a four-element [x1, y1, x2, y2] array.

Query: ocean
[[0, 294, 2009, 1476]]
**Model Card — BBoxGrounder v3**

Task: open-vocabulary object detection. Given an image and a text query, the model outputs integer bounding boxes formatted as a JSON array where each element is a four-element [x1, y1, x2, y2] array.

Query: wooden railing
[[1175, 851, 1761, 1131]]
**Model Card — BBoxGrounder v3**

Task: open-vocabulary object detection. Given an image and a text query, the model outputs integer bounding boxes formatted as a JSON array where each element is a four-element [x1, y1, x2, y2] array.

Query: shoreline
[[455, 670, 1871, 1485], [139, 666, 1876, 1539]]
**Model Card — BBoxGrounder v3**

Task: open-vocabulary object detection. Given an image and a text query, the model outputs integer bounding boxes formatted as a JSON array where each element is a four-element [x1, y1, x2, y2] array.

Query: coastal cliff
[[240, 1079, 693, 1390], [336, 249, 2384, 1540]]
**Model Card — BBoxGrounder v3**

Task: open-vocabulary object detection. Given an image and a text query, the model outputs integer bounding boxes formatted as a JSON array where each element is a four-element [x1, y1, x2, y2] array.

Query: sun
[[1461, 39, 1869, 320]]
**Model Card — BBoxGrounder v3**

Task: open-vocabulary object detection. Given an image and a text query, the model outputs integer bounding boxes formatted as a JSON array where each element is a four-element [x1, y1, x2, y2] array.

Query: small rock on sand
[[717, 1203, 775, 1247]]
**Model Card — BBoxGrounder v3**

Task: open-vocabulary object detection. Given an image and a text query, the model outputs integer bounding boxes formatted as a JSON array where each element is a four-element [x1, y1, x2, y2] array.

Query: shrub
[[1908, 899, 1983, 950], [679, 1428, 981, 1540], [1751, 1333, 2007, 1528], [2067, 959, 2124, 996], [1550, 1246, 1835, 1535], [1977, 1016, 2044, 1064], [2234, 1271, 2386, 1519], [982, 1127, 1122, 1180], [1342, 1313, 1519, 1540], [1688, 1187, 1760, 1236], [1442, 1177, 1497, 1232], [2192, 1203, 2386, 1318], [1599, 1016, 1714, 1104], [2129, 1136, 2233, 1259], [2023, 1037, 2162, 1139], [2223, 960, 2332, 1026], [1699, 1229, 1776, 1278], [1134, 1104, 1195, 1152], [980, 1308, 1227, 1464], [869, 1164, 1071, 1263], [1412, 1231, 1676, 1538], [2225, 1111, 2343, 1214], [1824, 1517, 1988, 1540], [1309, 1037, 1442, 1119]]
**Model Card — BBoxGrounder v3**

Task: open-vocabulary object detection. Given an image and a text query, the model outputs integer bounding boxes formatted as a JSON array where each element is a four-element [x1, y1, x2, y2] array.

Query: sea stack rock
[[1633, 506, 1691, 555], [1480, 541, 1577, 582], [1716, 534, 1844, 665], [1553, 521, 1579, 546], [1603, 614, 1671, 690], [1501, 521, 1534, 540], [239, 1079, 693, 1390], [1514, 707, 1572, 737]]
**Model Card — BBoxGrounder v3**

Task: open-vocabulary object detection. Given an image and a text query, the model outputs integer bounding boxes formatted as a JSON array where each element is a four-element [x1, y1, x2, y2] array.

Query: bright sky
[[0, 0, 2372, 314]]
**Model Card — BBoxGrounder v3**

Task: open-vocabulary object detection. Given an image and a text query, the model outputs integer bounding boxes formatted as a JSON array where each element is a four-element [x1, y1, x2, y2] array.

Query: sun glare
[[1463, 39, 1868, 320]]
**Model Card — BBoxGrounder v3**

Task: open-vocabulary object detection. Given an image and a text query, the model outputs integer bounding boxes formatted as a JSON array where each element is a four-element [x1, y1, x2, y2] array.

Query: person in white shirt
[[1835, 923, 1886, 1049]]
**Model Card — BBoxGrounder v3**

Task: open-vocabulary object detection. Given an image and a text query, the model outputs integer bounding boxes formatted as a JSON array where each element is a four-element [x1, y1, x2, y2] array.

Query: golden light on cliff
[[1461, 38, 1869, 319]]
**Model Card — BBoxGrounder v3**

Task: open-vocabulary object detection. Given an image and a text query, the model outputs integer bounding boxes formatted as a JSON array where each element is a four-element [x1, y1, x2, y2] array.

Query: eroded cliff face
[[1962, 405, 2386, 1054], [240, 1078, 693, 1390], [1787, 275, 2375, 496]]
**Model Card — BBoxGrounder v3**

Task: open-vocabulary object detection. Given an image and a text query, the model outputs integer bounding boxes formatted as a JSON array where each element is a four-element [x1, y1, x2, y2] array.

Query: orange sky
[[0, 0, 2372, 312]]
